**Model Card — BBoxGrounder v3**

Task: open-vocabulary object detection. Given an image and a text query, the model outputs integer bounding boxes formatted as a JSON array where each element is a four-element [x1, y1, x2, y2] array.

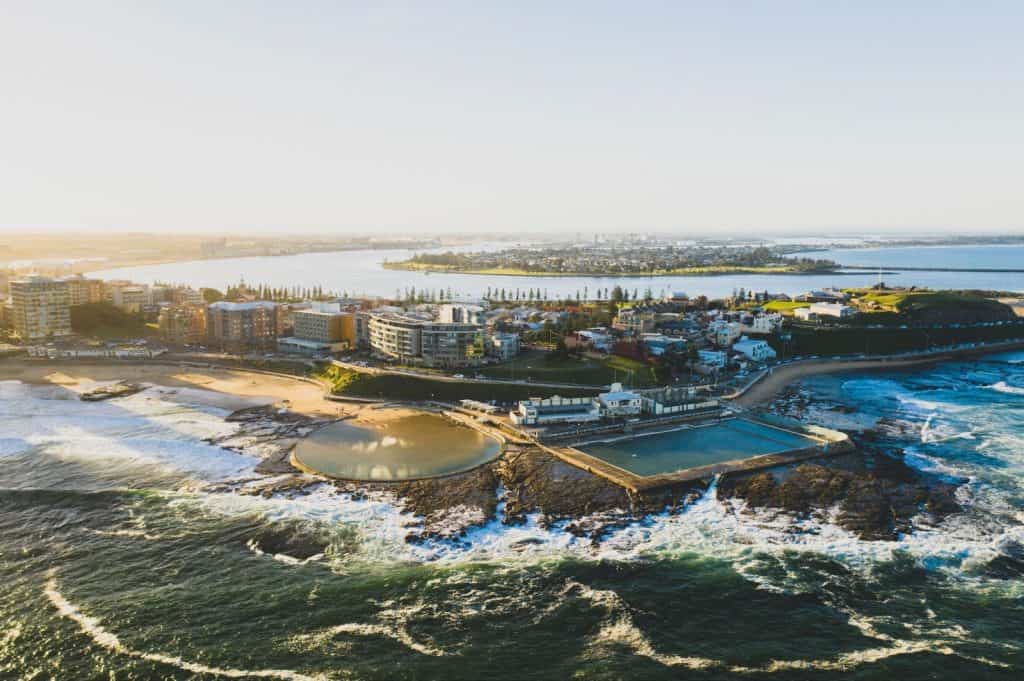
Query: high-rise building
[[206, 301, 278, 353], [10, 276, 72, 340]]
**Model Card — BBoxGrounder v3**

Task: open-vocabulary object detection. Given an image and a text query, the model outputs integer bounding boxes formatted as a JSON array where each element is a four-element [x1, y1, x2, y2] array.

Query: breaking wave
[[44, 571, 325, 680], [989, 381, 1024, 396]]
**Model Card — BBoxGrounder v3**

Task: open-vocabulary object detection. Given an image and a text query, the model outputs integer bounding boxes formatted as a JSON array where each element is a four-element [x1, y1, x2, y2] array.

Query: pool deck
[[536, 417, 853, 493]]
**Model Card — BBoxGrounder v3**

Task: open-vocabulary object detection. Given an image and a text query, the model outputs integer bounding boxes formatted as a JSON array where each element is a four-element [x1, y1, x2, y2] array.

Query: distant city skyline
[[2, 2, 1022, 235]]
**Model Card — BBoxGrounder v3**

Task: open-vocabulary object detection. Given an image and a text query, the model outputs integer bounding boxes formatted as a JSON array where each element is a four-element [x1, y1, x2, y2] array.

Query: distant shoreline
[[382, 263, 867, 278]]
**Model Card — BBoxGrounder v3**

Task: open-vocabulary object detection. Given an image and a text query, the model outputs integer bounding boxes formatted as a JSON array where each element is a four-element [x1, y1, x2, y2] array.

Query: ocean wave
[[573, 577, 1008, 673], [44, 571, 326, 680], [289, 621, 446, 658], [38, 434, 258, 482], [182, 472, 1021, 599], [988, 381, 1024, 396], [920, 414, 976, 445]]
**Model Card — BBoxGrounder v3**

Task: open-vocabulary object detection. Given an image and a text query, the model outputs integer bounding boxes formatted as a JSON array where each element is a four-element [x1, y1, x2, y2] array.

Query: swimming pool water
[[578, 418, 819, 476]]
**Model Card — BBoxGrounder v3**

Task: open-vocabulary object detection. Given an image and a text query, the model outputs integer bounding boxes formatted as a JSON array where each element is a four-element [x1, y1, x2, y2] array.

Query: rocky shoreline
[[81, 381, 966, 552]]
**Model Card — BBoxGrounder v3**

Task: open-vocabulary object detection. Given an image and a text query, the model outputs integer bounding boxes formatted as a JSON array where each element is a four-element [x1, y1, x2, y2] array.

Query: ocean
[[2, 353, 1024, 679]]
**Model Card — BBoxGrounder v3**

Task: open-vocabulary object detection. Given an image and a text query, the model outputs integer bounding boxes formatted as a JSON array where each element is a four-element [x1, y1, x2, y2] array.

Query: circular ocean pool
[[292, 412, 501, 481]]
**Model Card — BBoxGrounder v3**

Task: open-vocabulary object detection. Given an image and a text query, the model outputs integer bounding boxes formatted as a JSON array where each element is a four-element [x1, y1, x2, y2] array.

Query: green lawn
[[761, 300, 811, 315], [845, 289, 1015, 325], [475, 350, 659, 387], [312, 365, 600, 403]]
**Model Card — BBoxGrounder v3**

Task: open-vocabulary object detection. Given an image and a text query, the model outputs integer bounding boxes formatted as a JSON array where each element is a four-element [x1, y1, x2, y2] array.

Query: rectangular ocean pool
[[577, 418, 821, 477]]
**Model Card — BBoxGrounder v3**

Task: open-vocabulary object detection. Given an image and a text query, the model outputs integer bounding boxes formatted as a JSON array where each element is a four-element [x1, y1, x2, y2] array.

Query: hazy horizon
[[2, 2, 1022, 235]]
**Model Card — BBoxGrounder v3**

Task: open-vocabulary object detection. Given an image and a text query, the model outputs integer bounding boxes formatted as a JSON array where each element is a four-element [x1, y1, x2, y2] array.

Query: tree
[[201, 288, 224, 304], [553, 336, 571, 360]]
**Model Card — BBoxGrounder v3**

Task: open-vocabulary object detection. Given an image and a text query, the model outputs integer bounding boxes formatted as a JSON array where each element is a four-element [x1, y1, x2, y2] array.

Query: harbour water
[[91, 244, 1024, 300], [2, 352, 1024, 678]]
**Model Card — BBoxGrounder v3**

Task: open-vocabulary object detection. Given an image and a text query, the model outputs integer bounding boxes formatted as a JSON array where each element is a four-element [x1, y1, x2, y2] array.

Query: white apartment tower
[[11, 276, 73, 339]]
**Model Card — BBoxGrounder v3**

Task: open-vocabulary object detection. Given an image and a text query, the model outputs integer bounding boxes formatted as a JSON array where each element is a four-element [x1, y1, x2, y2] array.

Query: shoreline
[[382, 263, 858, 278], [732, 340, 1024, 407], [0, 359, 421, 426]]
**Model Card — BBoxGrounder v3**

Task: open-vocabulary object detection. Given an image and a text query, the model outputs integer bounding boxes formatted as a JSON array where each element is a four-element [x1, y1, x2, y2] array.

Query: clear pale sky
[[1, 1, 1022, 235]]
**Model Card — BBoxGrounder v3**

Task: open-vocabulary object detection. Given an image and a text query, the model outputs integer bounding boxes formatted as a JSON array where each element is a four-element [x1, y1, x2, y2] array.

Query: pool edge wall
[[542, 416, 852, 493]]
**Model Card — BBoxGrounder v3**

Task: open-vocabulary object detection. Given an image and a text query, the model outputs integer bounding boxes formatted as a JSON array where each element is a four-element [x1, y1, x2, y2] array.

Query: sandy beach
[[0, 360, 418, 425], [733, 340, 1024, 407]]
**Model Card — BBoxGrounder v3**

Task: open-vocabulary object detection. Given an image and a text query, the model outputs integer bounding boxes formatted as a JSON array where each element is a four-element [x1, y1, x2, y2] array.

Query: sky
[[1, 1, 1022, 236]]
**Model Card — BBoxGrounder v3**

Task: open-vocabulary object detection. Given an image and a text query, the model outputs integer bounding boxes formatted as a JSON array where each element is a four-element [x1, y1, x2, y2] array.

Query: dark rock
[[80, 382, 146, 401], [248, 524, 327, 560], [719, 458, 963, 541]]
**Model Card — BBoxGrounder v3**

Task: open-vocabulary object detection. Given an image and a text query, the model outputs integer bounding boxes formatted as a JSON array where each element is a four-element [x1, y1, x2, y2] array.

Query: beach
[[0, 359, 419, 426], [733, 340, 1024, 407]]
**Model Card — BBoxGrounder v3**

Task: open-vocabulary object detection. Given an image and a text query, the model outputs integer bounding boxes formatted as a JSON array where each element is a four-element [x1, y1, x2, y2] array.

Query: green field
[[761, 300, 811, 315], [313, 364, 600, 403], [475, 350, 658, 387]]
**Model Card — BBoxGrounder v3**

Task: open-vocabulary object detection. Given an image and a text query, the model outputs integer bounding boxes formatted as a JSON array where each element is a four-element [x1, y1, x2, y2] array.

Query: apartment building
[[420, 322, 484, 367], [368, 312, 483, 368], [206, 301, 278, 353], [105, 281, 150, 313], [368, 313, 423, 363], [278, 308, 356, 356], [613, 308, 656, 335], [158, 305, 208, 346], [354, 311, 371, 348], [732, 338, 777, 362], [487, 332, 521, 361], [61, 274, 105, 306], [707, 319, 743, 348], [293, 309, 347, 343], [438, 304, 485, 325], [10, 276, 72, 340]]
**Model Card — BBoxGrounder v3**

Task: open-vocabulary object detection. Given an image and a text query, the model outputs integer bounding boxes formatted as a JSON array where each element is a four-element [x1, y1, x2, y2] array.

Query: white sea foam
[[8, 377, 1021, 597], [571, 574, 1008, 673], [920, 413, 976, 445], [180, 470, 1020, 599], [45, 571, 326, 680], [989, 381, 1024, 396], [290, 622, 446, 657], [0, 382, 257, 482]]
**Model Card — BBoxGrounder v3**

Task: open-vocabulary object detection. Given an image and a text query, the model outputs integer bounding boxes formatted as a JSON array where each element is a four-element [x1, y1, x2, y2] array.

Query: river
[[2, 352, 1024, 678], [91, 244, 1024, 300]]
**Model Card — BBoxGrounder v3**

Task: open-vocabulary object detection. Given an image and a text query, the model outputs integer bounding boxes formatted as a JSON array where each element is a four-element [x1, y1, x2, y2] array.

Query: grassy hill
[[313, 365, 600, 403], [847, 289, 1016, 325]]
